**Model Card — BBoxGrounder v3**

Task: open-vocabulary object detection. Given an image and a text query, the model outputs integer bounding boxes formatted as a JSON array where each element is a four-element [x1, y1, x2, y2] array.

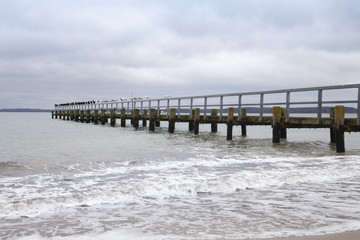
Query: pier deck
[[52, 84, 360, 153]]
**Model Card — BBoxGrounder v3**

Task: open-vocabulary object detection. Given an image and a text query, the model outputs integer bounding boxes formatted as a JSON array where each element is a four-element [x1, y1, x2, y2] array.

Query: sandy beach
[[257, 230, 360, 240]]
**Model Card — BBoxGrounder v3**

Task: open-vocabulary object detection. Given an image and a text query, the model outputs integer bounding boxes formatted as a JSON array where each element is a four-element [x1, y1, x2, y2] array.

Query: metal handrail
[[54, 84, 360, 125]]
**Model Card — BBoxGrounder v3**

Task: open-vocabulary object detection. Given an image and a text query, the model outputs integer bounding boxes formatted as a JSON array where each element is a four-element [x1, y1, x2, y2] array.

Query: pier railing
[[55, 84, 360, 125]]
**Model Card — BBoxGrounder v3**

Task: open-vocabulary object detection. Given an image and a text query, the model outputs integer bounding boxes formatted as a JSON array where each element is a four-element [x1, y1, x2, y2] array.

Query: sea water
[[1, 113, 360, 239]]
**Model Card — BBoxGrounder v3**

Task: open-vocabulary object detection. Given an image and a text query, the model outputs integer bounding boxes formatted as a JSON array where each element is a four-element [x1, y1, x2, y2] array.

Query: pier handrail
[[55, 84, 360, 125]]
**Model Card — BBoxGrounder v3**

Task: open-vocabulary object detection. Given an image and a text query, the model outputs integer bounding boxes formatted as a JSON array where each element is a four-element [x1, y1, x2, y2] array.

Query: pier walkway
[[52, 84, 360, 153]]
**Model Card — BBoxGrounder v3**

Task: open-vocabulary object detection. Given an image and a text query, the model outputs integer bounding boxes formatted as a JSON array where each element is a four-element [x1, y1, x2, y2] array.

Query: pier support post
[[85, 110, 91, 123], [280, 108, 287, 139], [100, 109, 106, 125], [74, 110, 80, 122], [330, 107, 336, 143], [80, 110, 85, 123], [110, 109, 116, 127], [133, 109, 139, 128], [120, 108, 126, 127], [142, 110, 147, 127], [334, 105, 345, 153], [272, 106, 282, 143], [62, 111, 66, 120], [66, 110, 70, 121], [70, 110, 74, 121], [227, 107, 234, 140], [130, 110, 134, 125], [211, 109, 218, 133], [93, 110, 99, 124], [155, 110, 160, 127], [194, 108, 200, 135], [149, 108, 156, 131], [55, 110, 58, 119], [189, 109, 195, 131], [168, 108, 176, 133], [241, 108, 247, 136], [52, 111, 54, 119]]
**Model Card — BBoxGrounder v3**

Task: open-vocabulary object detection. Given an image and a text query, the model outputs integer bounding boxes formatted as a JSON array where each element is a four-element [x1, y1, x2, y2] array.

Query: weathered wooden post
[[130, 110, 134, 125], [70, 110, 74, 121], [168, 108, 177, 133], [227, 107, 234, 140], [149, 108, 156, 131], [93, 110, 99, 124], [133, 109, 140, 128], [155, 110, 161, 127], [110, 109, 116, 126], [66, 110, 70, 121], [80, 110, 85, 123], [272, 106, 282, 143], [142, 110, 147, 127], [120, 108, 126, 127], [74, 110, 80, 122], [189, 109, 195, 131], [55, 110, 58, 119], [210, 109, 218, 133], [329, 107, 336, 143], [334, 105, 345, 153], [100, 109, 106, 125], [85, 110, 91, 123], [62, 111, 66, 120], [241, 108, 247, 136], [194, 108, 201, 135], [51, 111, 54, 119], [280, 107, 287, 139]]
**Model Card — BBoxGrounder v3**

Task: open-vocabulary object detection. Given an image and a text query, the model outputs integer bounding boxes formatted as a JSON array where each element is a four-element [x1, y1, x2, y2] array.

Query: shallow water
[[1, 113, 360, 239]]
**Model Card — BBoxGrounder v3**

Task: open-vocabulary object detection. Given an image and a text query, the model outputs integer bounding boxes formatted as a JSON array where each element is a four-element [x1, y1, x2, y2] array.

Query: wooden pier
[[52, 84, 360, 153]]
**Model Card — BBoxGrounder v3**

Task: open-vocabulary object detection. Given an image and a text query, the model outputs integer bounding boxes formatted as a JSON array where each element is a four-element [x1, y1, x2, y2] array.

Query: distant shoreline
[[0, 108, 52, 112]]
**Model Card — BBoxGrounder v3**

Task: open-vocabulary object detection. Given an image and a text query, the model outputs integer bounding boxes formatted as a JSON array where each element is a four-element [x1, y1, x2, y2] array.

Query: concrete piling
[[168, 108, 176, 133], [334, 105, 345, 153], [227, 107, 234, 140], [210, 109, 218, 133], [272, 106, 282, 143]]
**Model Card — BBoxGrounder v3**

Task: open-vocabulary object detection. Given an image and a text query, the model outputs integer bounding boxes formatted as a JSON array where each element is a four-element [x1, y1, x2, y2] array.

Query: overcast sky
[[0, 0, 359, 108]]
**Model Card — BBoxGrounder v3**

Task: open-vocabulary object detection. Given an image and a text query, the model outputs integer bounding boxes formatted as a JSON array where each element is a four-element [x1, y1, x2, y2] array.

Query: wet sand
[[257, 230, 360, 240]]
